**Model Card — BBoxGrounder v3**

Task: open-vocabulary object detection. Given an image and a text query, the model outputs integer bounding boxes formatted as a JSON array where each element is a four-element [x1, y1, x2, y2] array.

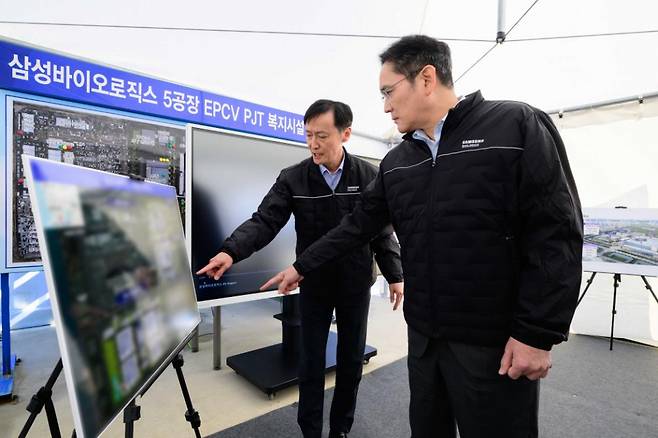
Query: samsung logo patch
[[462, 139, 484, 149]]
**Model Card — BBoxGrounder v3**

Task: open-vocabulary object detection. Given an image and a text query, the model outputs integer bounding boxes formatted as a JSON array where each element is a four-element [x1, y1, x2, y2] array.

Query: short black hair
[[303, 99, 353, 131], [379, 35, 453, 88]]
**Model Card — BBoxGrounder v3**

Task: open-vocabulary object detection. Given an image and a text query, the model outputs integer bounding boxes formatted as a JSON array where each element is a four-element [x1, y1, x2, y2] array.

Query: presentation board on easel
[[583, 208, 658, 277], [23, 156, 200, 438], [575, 207, 658, 349]]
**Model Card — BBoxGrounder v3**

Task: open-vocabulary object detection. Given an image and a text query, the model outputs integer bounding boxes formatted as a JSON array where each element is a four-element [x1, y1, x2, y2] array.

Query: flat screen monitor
[[187, 126, 309, 307], [583, 208, 658, 277], [23, 156, 199, 438]]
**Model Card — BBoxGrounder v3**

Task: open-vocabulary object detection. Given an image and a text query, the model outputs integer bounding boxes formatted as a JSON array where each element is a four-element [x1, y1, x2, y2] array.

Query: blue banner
[[0, 38, 305, 142]]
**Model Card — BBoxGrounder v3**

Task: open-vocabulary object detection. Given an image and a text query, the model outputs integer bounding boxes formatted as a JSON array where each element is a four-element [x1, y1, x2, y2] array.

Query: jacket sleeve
[[220, 171, 293, 263], [511, 110, 584, 351], [294, 166, 391, 276], [370, 226, 404, 284]]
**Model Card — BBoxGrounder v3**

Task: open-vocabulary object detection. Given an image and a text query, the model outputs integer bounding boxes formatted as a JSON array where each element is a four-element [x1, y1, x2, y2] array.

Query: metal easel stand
[[576, 272, 658, 350]]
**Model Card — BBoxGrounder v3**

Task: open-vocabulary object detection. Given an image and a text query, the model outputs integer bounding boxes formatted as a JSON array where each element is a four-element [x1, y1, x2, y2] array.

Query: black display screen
[[189, 127, 309, 305]]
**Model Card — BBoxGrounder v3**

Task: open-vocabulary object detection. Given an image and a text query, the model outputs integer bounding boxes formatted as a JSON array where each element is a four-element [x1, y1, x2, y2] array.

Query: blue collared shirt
[[319, 153, 345, 191], [412, 119, 445, 161]]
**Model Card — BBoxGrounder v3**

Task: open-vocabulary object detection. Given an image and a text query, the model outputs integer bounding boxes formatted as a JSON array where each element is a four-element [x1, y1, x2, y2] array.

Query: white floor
[[0, 277, 408, 437]]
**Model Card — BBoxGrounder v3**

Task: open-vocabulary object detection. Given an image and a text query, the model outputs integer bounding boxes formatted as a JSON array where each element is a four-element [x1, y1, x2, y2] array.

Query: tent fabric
[[1, 0, 656, 147]]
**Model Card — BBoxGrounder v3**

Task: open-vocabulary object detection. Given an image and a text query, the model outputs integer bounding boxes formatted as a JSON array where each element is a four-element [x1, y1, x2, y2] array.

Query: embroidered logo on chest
[[461, 139, 485, 149]]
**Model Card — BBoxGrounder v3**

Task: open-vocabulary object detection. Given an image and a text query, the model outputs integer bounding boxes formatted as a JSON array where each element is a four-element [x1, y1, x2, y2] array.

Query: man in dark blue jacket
[[198, 99, 404, 438], [263, 36, 583, 438]]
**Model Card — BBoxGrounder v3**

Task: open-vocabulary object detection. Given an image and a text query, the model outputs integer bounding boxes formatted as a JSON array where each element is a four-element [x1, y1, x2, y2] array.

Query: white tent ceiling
[[1, 0, 657, 143]]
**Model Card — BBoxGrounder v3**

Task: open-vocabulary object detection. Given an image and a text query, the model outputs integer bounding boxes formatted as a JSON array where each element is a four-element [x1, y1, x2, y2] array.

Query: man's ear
[[420, 65, 438, 95], [341, 127, 352, 143]]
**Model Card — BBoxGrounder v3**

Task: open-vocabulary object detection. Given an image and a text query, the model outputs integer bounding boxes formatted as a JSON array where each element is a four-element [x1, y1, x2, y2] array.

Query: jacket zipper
[[426, 119, 452, 334], [428, 141, 439, 334]]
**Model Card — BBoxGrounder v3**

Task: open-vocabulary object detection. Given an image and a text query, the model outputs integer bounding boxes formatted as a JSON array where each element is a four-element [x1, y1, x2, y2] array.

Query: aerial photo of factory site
[[583, 211, 658, 268]]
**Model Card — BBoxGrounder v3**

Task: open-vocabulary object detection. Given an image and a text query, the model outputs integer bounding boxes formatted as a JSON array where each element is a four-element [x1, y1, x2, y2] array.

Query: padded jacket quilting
[[294, 91, 583, 349]]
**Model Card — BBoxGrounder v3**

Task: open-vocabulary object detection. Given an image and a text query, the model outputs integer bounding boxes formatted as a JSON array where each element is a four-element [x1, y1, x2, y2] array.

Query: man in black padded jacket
[[263, 36, 583, 438], [197, 99, 404, 438]]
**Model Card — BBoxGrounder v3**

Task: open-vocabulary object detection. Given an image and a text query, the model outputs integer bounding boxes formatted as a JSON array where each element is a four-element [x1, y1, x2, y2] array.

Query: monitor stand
[[226, 294, 377, 399]]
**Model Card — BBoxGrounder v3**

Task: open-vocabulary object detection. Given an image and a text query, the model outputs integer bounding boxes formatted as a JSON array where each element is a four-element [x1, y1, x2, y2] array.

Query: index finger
[[260, 273, 282, 291], [196, 264, 214, 275]]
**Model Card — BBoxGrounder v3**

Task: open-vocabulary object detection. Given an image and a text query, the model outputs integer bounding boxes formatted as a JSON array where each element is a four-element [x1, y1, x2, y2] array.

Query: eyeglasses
[[380, 77, 408, 101], [379, 67, 424, 101]]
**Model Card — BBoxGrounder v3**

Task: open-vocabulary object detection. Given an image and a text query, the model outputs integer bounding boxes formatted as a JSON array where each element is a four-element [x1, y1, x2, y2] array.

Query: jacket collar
[[402, 90, 484, 142], [311, 146, 352, 191]]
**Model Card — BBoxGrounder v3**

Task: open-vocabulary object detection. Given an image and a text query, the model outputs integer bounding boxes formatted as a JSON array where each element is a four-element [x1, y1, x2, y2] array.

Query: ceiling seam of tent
[[0, 20, 495, 42], [454, 0, 540, 85], [454, 43, 498, 84], [4, 20, 654, 43], [505, 0, 541, 37], [507, 29, 658, 42]]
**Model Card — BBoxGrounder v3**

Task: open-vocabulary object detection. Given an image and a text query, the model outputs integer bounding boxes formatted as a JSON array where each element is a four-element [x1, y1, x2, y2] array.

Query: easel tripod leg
[[576, 272, 597, 307], [610, 274, 621, 351], [18, 359, 63, 438], [172, 354, 202, 438], [641, 276, 658, 304]]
